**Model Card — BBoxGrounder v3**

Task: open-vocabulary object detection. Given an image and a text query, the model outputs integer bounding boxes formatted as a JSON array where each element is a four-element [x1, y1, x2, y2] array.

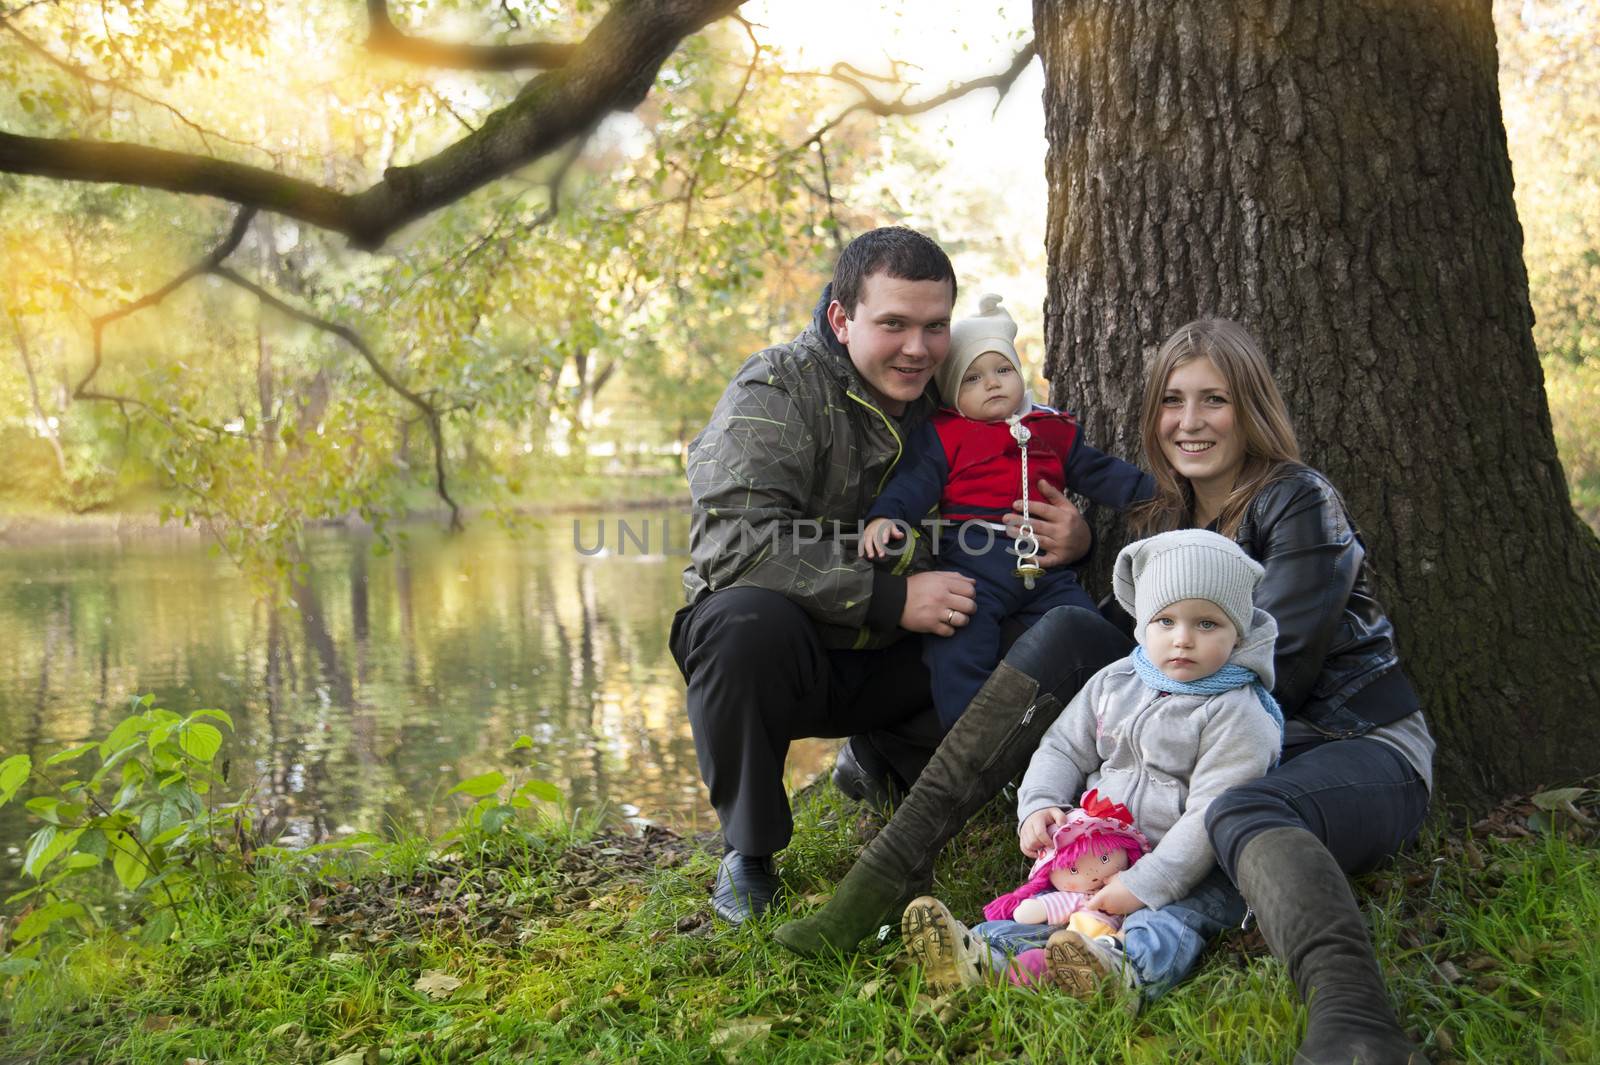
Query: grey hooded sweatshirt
[[1016, 608, 1281, 910]]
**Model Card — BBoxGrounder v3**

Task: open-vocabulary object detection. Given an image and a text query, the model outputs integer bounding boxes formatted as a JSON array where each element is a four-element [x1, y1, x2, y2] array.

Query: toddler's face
[[1048, 846, 1129, 894], [955, 350, 1025, 421], [1145, 597, 1238, 682]]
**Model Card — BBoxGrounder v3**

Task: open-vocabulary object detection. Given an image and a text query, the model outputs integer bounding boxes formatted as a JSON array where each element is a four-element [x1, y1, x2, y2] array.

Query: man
[[670, 227, 1087, 923]]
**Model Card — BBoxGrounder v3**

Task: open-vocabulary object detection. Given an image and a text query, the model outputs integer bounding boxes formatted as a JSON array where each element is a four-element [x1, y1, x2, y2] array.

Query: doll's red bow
[[1079, 788, 1135, 827]]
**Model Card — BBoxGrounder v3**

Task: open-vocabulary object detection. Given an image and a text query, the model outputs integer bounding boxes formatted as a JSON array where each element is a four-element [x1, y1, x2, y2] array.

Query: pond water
[[0, 511, 837, 893]]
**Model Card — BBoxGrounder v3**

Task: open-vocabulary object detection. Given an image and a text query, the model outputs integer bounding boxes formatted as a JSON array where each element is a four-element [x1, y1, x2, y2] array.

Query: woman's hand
[[1019, 806, 1069, 857], [1086, 875, 1145, 916], [1005, 481, 1089, 567], [1011, 898, 1047, 924]]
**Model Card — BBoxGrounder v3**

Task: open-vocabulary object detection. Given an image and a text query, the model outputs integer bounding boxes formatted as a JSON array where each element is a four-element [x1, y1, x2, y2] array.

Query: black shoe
[[831, 737, 903, 816], [711, 851, 782, 925]]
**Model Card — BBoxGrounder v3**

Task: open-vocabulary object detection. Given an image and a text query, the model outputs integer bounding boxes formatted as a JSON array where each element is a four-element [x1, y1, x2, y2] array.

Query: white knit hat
[[936, 293, 1022, 404], [1113, 530, 1265, 643]]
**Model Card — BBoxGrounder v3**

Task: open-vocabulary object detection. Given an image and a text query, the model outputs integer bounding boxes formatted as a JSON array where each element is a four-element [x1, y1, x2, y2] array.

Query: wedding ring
[[945, 608, 956, 625]]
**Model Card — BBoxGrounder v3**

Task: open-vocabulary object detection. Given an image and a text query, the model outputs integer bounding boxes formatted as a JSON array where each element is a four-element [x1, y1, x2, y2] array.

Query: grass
[[2, 788, 1597, 1064]]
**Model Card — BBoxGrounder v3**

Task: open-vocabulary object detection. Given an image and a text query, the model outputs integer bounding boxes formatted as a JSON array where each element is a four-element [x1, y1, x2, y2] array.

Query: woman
[[775, 319, 1432, 1065]]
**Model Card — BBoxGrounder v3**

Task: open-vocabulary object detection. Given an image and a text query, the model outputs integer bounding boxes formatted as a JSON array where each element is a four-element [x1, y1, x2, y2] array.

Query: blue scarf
[[1131, 647, 1284, 763]]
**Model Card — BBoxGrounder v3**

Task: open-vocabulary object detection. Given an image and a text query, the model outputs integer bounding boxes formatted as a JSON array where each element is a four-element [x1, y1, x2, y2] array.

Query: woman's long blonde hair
[[1130, 318, 1302, 537]]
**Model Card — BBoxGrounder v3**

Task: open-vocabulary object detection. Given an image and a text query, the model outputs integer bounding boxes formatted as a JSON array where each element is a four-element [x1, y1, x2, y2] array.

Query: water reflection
[[0, 513, 836, 892]]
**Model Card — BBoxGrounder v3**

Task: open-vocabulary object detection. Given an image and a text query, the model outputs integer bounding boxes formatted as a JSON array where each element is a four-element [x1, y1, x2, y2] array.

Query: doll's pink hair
[[983, 790, 1150, 922]]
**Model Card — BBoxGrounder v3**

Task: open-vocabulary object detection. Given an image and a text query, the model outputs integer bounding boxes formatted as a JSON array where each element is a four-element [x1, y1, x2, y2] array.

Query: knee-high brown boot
[[774, 662, 1061, 955], [1235, 826, 1427, 1065]]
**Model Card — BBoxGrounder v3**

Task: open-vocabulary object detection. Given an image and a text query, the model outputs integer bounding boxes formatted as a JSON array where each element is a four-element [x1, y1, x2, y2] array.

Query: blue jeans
[[1121, 734, 1428, 999], [968, 919, 1055, 974]]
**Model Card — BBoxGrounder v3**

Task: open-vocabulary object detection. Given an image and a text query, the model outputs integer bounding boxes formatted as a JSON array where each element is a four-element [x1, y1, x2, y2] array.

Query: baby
[[861, 294, 1149, 730]]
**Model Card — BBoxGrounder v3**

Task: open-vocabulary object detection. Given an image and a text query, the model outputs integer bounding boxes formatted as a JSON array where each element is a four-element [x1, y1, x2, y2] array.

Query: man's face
[[826, 272, 954, 415]]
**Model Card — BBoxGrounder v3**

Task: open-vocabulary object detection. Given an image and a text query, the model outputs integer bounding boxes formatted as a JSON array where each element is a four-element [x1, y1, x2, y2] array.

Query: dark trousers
[[925, 535, 1096, 729], [669, 586, 943, 856]]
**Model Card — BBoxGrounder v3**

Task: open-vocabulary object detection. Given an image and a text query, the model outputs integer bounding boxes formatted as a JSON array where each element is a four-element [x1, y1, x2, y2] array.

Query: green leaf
[[76, 828, 108, 858], [112, 831, 151, 890], [101, 716, 154, 759], [12, 900, 85, 944], [0, 754, 30, 806], [176, 722, 224, 762], [188, 708, 235, 730], [23, 827, 82, 879], [480, 805, 514, 835], [44, 743, 98, 767], [23, 797, 60, 824], [447, 771, 506, 798], [64, 853, 102, 870], [515, 778, 561, 803], [510, 734, 534, 751], [0, 956, 40, 977]]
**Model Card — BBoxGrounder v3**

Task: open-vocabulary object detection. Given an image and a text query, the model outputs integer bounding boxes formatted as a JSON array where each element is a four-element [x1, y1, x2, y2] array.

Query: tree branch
[[365, 0, 578, 71], [703, 39, 1040, 206], [78, 208, 257, 402], [0, 0, 745, 249], [210, 266, 464, 532], [815, 38, 1037, 129]]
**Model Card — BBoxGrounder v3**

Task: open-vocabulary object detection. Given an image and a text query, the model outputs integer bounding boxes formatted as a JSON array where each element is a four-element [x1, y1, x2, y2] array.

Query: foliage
[[0, 697, 249, 964], [2, 784, 1597, 1063], [437, 733, 564, 845], [0, 2, 900, 582], [1498, 0, 1600, 370], [1497, 1, 1600, 528]]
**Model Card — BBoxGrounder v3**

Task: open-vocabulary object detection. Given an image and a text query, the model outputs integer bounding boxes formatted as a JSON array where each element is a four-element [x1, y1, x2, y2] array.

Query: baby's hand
[[1019, 807, 1069, 858], [860, 517, 904, 560], [1012, 898, 1048, 924], [1086, 875, 1145, 917]]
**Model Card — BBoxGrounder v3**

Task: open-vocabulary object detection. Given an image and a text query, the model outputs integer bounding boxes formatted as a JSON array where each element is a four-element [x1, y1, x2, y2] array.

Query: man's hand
[[1005, 480, 1089, 567], [900, 570, 976, 636], [1086, 874, 1145, 916], [1019, 806, 1070, 857], [860, 517, 902, 560]]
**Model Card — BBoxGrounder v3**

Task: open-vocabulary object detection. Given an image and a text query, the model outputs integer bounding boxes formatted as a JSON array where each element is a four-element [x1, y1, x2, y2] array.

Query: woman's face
[[1158, 356, 1246, 496]]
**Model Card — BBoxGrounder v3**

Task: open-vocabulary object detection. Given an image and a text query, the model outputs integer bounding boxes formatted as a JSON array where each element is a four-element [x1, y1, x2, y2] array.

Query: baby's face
[[955, 350, 1026, 421], [1145, 597, 1238, 682], [1048, 846, 1129, 894]]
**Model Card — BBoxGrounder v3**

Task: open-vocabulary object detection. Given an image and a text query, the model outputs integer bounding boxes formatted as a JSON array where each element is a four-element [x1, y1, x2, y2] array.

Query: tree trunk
[[1035, 0, 1600, 804]]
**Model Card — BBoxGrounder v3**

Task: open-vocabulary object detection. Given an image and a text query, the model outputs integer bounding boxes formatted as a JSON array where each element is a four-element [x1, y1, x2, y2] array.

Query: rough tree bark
[[1035, 0, 1600, 804]]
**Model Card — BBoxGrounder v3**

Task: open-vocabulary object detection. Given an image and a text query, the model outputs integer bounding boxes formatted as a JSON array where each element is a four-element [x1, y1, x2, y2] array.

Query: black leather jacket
[[1232, 465, 1408, 737]]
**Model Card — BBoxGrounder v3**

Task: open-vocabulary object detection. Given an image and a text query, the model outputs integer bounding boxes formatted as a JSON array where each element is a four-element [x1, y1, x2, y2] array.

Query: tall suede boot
[[1235, 827, 1427, 1065], [774, 661, 1059, 955]]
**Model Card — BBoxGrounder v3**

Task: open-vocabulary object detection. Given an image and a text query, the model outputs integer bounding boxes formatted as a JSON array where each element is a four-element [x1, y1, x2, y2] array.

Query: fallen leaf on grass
[[1434, 960, 1463, 984], [413, 969, 463, 1000], [1530, 787, 1595, 825], [327, 952, 361, 966], [320, 1052, 369, 1065], [675, 912, 708, 934], [142, 1015, 177, 1032], [857, 978, 882, 1000], [710, 1019, 772, 1051]]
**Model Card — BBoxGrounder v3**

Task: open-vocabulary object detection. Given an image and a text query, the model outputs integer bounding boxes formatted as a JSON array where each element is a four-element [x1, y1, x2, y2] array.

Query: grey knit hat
[[936, 293, 1023, 404], [1113, 530, 1265, 643]]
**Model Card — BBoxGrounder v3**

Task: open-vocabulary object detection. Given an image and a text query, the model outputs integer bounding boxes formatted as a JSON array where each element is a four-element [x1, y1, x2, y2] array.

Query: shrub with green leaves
[[439, 733, 563, 844], [0, 696, 247, 965]]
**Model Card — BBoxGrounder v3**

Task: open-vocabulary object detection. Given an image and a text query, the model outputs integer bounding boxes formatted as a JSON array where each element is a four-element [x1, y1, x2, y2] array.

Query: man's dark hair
[[831, 227, 957, 317]]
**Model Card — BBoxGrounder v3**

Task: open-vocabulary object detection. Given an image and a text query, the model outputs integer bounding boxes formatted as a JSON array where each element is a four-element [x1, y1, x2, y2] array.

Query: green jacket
[[682, 288, 933, 649]]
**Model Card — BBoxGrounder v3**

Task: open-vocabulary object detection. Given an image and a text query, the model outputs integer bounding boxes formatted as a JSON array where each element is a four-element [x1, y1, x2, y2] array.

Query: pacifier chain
[[1009, 414, 1045, 589]]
